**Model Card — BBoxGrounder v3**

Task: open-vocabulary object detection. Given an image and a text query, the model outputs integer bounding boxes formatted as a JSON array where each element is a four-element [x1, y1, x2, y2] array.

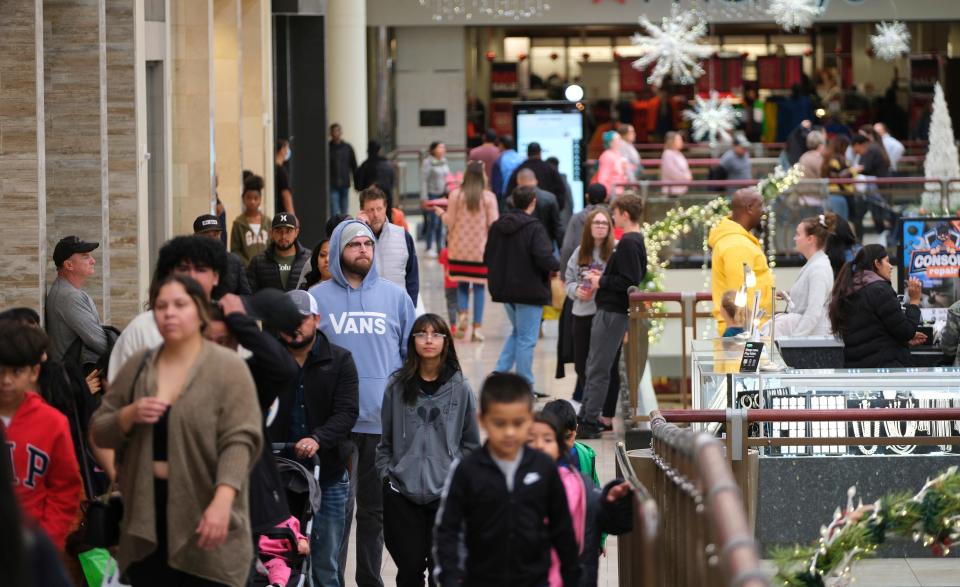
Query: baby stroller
[[251, 443, 322, 587]]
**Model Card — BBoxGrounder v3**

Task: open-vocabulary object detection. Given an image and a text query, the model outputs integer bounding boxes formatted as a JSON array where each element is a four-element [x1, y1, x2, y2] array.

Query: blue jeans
[[825, 194, 849, 220], [312, 471, 350, 587], [331, 186, 350, 217], [494, 303, 542, 386], [457, 282, 486, 324], [424, 194, 444, 251]]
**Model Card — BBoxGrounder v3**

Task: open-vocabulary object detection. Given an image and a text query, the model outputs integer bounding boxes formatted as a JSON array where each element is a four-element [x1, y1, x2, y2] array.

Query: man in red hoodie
[[0, 321, 82, 549]]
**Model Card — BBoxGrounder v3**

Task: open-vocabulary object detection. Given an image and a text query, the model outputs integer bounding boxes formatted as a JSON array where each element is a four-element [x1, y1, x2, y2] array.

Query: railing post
[[941, 178, 950, 215]]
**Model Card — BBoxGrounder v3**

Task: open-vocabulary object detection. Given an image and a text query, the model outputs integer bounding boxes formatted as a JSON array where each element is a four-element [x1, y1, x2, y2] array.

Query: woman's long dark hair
[[302, 238, 330, 290], [828, 244, 889, 337], [533, 410, 571, 467], [394, 314, 461, 405]]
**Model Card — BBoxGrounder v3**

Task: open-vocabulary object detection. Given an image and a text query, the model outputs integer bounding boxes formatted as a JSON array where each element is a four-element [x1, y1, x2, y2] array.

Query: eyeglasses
[[591, 220, 611, 226], [345, 240, 375, 251], [413, 332, 446, 341]]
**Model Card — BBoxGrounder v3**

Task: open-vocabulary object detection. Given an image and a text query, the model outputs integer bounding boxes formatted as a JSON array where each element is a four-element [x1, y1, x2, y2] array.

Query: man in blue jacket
[[309, 219, 416, 587]]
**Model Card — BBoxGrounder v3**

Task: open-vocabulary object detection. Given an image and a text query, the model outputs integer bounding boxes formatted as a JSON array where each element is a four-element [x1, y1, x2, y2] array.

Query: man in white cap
[[308, 219, 415, 587]]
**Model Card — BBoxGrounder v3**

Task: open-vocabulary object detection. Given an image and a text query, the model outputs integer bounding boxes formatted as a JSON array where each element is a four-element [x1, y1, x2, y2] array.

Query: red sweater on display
[[3, 391, 83, 549]]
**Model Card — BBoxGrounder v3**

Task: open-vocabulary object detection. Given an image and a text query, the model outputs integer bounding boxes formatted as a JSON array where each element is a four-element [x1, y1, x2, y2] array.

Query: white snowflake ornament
[[766, 0, 823, 32], [871, 21, 911, 61], [683, 91, 739, 147], [631, 5, 714, 88]]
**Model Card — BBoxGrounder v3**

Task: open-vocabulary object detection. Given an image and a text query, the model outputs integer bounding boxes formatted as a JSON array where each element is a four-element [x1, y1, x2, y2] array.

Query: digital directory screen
[[898, 217, 960, 319], [513, 101, 585, 215]]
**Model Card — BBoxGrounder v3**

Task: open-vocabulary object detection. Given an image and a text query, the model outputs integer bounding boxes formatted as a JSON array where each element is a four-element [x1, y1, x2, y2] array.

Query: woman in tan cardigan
[[91, 275, 262, 586], [437, 160, 499, 341]]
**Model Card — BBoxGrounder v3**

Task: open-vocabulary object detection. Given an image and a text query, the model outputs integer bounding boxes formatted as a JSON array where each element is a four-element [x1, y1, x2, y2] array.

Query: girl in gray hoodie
[[376, 313, 480, 586]]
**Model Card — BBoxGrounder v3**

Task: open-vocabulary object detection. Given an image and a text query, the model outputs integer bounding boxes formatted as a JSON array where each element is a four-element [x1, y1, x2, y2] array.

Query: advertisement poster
[[490, 62, 519, 99], [899, 217, 960, 316], [514, 101, 585, 215]]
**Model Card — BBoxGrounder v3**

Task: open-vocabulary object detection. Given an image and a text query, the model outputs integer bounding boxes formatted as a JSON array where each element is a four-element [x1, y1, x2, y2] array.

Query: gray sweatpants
[[338, 432, 384, 587], [580, 309, 629, 423]]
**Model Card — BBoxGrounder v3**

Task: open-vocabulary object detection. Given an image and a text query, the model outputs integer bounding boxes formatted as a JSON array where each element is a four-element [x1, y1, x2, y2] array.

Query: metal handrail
[[627, 291, 713, 410], [660, 408, 960, 423], [649, 411, 768, 587], [615, 442, 659, 587]]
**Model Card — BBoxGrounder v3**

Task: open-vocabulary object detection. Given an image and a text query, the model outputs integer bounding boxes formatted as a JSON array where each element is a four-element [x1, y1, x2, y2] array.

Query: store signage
[[490, 62, 519, 99], [739, 341, 764, 373], [899, 218, 960, 318]]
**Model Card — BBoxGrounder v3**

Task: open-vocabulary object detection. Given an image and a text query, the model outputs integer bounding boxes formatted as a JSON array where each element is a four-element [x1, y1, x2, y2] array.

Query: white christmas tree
[[922, 83, 960, 214]]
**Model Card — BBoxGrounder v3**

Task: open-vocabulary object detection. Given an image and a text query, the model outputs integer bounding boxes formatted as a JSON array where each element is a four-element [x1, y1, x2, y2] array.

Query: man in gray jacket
[[45, 236, 108, 368]]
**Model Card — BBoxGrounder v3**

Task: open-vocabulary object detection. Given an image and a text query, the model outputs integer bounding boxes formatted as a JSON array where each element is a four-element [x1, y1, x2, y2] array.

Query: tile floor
[[341, 237, 958, 586]]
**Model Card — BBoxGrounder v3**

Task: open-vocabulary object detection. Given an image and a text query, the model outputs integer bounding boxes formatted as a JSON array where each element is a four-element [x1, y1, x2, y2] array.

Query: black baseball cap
[[53, 236, 99, 268], [193, 214, 223, 234], [272, 212, 299, 229]]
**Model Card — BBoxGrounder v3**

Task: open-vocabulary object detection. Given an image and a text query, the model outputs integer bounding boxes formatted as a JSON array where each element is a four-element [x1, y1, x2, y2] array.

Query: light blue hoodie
[[308, 220, 417, 434]]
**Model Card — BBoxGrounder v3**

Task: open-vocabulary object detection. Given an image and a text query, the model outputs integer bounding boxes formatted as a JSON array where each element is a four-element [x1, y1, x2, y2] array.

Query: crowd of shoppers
[[5, 111, 950, 587]]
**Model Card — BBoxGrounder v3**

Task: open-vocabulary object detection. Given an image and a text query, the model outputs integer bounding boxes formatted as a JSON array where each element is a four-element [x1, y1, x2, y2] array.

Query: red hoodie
[[2, 391, 83, 549]]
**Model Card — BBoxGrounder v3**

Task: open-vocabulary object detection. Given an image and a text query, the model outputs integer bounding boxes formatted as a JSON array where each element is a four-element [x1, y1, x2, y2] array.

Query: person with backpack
[[375, 314, 480, 586]]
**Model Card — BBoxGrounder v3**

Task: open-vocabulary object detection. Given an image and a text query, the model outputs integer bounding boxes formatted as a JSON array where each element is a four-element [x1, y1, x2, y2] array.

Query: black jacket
[[218, 252, 252, 296], [595, 232, 648, 314], [434, 446, 581, 587], [506, 187, 565, 247], [223, 312, 299, 533], [266, 330, 359, 484], [838, 279, 920, 368], [329, 141, 358, 189], [505, 158, 568, 208], [579, 477, 635, 587], [247, 242, 311, 293], [484, 210, 560, 306], [355, 156, 396, 195]]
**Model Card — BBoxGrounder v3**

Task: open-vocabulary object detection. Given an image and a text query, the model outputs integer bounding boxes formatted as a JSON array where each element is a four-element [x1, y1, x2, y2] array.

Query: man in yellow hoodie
[[708, 188, 773, 332]]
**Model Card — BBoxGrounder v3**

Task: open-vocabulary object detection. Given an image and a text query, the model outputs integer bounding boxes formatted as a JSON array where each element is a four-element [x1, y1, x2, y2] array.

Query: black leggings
[[125, 480, 229, 587], [573, 314, 621, 418]]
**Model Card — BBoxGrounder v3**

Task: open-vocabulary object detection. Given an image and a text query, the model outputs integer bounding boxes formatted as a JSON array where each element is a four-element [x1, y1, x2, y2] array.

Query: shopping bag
[[77, 548, 119, 587]]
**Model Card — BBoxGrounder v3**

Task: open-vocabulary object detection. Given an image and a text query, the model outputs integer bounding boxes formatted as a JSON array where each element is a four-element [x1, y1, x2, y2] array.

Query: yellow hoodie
[[708, 217, 773, 332]]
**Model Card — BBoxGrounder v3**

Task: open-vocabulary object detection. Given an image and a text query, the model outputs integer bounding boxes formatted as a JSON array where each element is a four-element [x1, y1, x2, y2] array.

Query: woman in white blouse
[[774, 215, 835, 337]]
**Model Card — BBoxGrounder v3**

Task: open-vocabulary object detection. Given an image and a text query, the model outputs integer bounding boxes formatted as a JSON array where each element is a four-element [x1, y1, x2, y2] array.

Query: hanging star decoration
[[871, 21, 911, 61], [630, 5, 714, 87], [683, 91, 739, 147], [766, 0, 823, 32]]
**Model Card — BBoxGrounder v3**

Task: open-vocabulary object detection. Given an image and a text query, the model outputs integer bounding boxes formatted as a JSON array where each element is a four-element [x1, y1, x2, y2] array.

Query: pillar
[[105, 0, 143, 326], [43, 0, 108, 319], [213, 0, 243, 236], [240, 0, 274, 209], [170, 0, 215, 235], [0, 0, 46, 313], [325, 0, 367, 215]]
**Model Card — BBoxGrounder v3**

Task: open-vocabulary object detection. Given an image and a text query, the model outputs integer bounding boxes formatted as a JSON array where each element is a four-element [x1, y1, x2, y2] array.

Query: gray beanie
[[339, 222, 375, 253]]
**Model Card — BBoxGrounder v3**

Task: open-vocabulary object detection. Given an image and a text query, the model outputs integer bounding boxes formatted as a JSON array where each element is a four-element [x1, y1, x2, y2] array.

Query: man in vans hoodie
[[308, 219, 415, 587]]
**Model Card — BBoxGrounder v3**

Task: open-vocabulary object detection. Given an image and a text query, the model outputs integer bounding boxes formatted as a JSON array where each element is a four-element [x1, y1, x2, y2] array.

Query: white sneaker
[[426, 250, 438, 259]]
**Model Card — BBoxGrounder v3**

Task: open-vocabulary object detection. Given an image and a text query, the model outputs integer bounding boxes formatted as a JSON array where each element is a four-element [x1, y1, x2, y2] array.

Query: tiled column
[[169, 0, 215, 235], [105, 0, 142, 326], [213, 0, 242, 231], [43, 0, 108, 318], [240, 0, 273, 206], [0, 0, 47, 313], [326, 0, 367, 216]]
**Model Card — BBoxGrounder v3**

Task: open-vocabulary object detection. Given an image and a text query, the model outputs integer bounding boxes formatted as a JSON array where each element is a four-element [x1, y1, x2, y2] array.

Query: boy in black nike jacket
[[433, 372, 581, 587]]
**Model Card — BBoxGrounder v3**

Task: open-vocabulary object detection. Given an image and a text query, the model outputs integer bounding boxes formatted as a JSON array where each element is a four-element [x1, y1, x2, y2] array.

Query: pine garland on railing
[[639, 164, 804, 342], [773, 467, 960, 587]]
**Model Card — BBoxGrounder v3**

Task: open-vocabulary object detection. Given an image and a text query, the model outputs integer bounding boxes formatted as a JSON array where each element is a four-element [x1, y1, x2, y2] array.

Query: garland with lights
[[639, 164, 804, 342], [773, 467, 960, 587]]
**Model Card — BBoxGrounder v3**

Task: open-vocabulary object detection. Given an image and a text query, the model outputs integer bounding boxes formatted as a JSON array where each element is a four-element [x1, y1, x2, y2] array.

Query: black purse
[[68, 353, 150, 551]]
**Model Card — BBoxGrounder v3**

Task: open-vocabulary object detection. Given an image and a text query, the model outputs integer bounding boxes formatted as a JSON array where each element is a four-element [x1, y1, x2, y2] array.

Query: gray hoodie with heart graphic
[[375, 368, 481, 504]]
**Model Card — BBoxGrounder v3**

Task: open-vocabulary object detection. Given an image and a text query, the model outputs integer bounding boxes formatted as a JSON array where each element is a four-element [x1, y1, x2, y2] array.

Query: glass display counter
[[690, 338, 960, 456]]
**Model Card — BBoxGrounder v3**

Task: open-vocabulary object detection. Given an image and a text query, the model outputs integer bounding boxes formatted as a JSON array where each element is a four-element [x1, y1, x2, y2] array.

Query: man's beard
[[343, 257, 371, 278], [286, 330, 316, 350]]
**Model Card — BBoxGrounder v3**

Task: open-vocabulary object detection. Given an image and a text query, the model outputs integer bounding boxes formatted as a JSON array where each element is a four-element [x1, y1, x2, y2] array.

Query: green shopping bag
[[77, 548, 116, 587]]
